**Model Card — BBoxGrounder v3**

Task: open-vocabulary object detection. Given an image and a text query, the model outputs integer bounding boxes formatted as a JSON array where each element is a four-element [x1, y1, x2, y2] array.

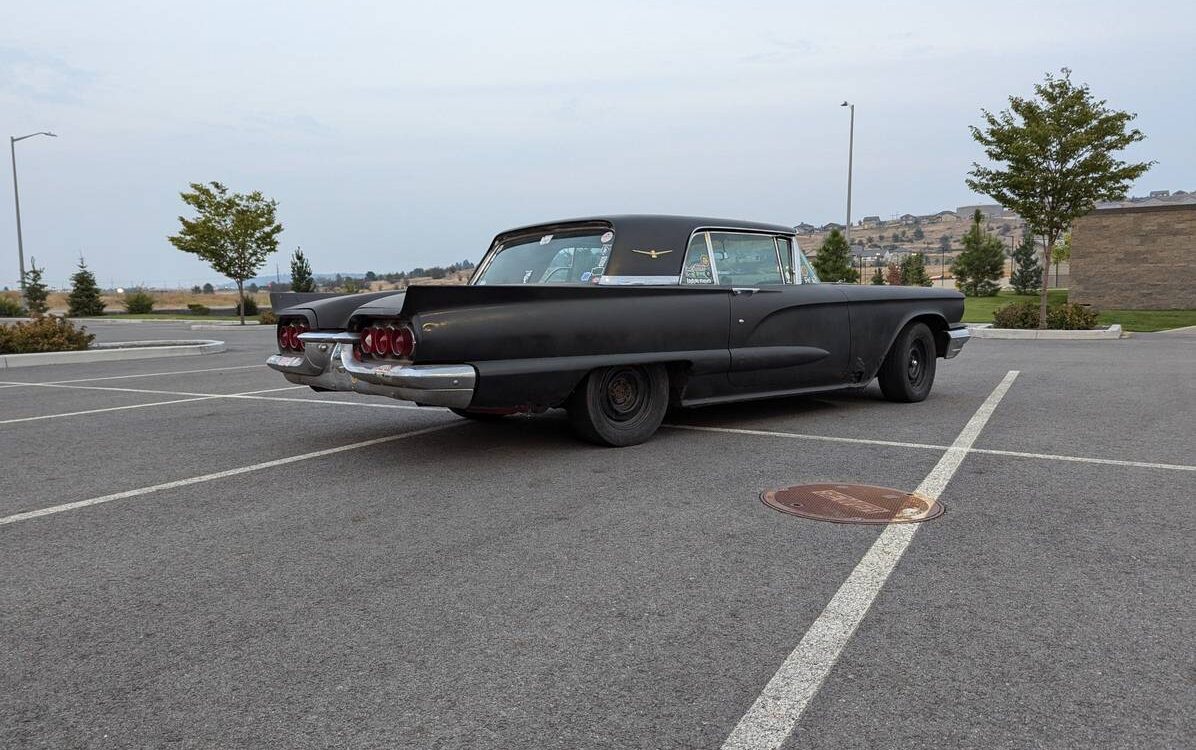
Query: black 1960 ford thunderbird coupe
[[267, 215, 969, 446]]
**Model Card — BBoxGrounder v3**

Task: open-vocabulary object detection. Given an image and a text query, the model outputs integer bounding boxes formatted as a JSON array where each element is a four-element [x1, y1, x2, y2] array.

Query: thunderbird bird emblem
[[631, 249, 673, 259]]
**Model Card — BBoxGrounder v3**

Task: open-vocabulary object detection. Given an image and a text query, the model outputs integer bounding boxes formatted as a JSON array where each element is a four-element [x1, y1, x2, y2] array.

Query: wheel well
[[907, 314, 950, 357], [563, 361, 690, 407]]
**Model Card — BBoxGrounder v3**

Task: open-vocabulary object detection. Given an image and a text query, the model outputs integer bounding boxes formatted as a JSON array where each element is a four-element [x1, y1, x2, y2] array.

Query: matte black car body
[[267, 215, 969, 443]]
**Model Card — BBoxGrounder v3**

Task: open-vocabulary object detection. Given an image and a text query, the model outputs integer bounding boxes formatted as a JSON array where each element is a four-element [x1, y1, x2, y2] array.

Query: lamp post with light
[[10, 131, 57, 290]]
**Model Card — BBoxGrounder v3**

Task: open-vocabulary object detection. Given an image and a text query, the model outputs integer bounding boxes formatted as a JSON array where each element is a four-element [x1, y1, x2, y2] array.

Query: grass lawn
[[963, 289, 1196, 332]]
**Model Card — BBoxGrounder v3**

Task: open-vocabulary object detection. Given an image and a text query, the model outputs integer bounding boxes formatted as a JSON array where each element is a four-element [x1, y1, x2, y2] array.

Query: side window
[[708, 232, 784, 286], [797, 249, 820, 284], [681, 232, 716, 285], [776, 237, 795, 283]]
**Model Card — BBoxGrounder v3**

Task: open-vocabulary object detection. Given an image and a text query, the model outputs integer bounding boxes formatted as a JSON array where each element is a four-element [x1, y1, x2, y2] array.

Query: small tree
[[191, 285, 202, 294], [290, 248, 315, 292], [22, 258, 49, 316], [168, 181, 283, 324], [67, 258, 106, 316], [900, 253, 933, 287], [1009, 233, 1042, 295], [202, 282, 214, 294], [885, 261, 902, 286], [912, 226, 924, 241], [1051, 232, 1071, 288], [938, 234, 952, 252], [870, 267, 885, 285], [812, 228, 858, 283], [952, 210, 1006, 296], [967, 68, 1152, 327]]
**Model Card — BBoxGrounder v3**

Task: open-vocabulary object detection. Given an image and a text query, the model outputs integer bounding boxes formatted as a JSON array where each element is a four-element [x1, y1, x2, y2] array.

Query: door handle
[[731, 287, 760, 295]]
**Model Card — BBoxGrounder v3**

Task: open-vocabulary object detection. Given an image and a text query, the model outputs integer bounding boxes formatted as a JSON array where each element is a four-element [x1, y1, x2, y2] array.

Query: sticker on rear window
[[540, 234, 553, 245], [600, 230, 614, 243]]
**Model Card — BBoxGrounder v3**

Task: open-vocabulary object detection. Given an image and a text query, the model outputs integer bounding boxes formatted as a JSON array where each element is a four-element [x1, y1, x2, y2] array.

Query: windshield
[[474, 227, 613, 285]]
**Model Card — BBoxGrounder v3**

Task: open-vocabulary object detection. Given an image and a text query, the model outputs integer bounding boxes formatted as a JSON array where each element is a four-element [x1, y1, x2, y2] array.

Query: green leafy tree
[[67, 258, 106, 316], [22, 258, 49, 316], [967, 68, 1152, 327], [938, 234, 952, 252], [1051, 232, 1071, 288], [191, 285, 202, 294], [952, 210, 1006, 296], [202, 282, 214, 294], [870, 267, 885, 285], [168, 181, 283, 324], [812, 228, 858, 283], [912, 226, 924, 241], [1010, 233, 1042, 294], [290, 248, 315, 292], [900, 253, 933, 287]]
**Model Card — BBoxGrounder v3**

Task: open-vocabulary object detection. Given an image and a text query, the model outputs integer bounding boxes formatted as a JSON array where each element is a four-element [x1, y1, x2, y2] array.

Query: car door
[[684, 231, 850, 391]]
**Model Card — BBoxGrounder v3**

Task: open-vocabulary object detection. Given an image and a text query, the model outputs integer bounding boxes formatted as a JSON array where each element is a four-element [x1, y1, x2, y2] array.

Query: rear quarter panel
[[838, 286, 965, 380]]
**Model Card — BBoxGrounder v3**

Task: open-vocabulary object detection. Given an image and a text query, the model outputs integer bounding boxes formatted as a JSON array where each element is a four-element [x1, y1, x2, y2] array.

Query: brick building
[[1071, 201, 1196, 310]]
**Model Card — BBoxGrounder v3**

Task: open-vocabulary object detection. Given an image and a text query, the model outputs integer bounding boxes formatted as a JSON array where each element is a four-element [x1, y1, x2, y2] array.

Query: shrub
[[993, 300, 1100, 330], [1048, 302, 1099, 330], [235, 296, 259, 316], [992, 301, 1041, 329], [258, 309, 277, 325], [122, 290, 156, 314], [0, 295, 26, 317], [0, 316, 94, 354], [187, 303, 211, 315]]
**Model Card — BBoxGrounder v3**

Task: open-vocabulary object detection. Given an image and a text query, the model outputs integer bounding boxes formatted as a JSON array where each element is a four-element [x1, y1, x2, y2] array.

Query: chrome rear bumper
[[265, 331, 476, 408], [944, 326, 970, 359]]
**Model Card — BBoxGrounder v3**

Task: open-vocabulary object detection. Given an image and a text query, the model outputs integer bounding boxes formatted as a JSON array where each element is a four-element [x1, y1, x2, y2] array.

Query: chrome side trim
[[944, 327, 970, 359], [595, 275, 680, 286]]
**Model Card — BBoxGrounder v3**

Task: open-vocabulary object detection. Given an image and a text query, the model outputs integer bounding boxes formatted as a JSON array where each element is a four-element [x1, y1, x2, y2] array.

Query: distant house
[[860, 215, 881, 228], [794, 222, 817, 234], [820, 222, 844, 232], [931, 210, 958, 223], [899, 213, 918, 225]]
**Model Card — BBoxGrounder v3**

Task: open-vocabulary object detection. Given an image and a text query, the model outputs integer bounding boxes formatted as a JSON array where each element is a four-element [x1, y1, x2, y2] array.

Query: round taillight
[[391, 326, 414, 358], [374, 326, 392, 356], [277, 325, 288, 350], [293, 324, 306, 351], [361, 328, 374, 355]]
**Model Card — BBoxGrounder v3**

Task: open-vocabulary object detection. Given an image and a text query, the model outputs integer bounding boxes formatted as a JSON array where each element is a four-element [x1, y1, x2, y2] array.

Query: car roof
[[496, 214, 796, 239]]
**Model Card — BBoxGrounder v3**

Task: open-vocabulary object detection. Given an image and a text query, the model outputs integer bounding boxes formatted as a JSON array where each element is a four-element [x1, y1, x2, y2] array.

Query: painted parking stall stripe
[[0, 422, 463, 526], [720, 370, 1020, 750]]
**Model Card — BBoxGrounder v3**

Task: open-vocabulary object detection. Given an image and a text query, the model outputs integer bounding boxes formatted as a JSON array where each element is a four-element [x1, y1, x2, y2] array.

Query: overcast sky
[[3, 0, 1193, 288]]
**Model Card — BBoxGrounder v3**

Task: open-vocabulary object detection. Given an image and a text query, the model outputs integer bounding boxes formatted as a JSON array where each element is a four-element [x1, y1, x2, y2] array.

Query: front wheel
[[877, 322, 937, 402], [567, 364, 670, 446]]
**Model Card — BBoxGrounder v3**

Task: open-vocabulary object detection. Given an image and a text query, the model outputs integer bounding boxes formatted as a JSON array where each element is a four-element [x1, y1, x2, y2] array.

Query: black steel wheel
[[877, 322, 937, 403], [567, 364, 670, 446]]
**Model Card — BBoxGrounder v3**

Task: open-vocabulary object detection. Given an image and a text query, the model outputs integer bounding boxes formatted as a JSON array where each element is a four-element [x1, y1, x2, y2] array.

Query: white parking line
[[665, 424, 1196, 473], [0, 381, 433, 423], [0, 422, 462, 526], [720, 370, 1020, 750], [0, 363, 263, 387]]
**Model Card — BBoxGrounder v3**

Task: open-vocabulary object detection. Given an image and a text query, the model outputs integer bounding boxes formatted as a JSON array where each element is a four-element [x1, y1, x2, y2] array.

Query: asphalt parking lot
[[2, 320, 1193, 749]]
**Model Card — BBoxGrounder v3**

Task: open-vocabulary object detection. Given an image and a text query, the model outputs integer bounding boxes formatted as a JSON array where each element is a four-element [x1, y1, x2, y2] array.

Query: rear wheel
[[877, 322, 937, 402], [567, 364, 669, 446]]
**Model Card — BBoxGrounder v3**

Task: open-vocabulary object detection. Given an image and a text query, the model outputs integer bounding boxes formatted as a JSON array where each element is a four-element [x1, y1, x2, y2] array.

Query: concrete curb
[[189, 323, 270, 330], [967, 324, 1123, 340], [0, 340, 226, 369]]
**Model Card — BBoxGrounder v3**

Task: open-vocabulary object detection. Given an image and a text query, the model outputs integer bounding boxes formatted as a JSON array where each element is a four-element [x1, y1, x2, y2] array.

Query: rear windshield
[[474, 227, 613, 285]]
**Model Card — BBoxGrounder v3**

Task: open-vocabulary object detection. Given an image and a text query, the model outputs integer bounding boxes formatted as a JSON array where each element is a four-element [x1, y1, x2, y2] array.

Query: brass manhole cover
[[761, 484, 943, 524]]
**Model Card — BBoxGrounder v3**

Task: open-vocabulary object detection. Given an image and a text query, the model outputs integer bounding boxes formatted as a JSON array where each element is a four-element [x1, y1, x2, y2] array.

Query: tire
[[877, 322, 937, 403], [449, 408, 509, 422], [567, 364, 670, 446]]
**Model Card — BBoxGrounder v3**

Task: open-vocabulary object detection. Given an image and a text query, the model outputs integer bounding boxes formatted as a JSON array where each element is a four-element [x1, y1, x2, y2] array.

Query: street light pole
[[841, 101, 854, 248], [10, 131, 57, 290]]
